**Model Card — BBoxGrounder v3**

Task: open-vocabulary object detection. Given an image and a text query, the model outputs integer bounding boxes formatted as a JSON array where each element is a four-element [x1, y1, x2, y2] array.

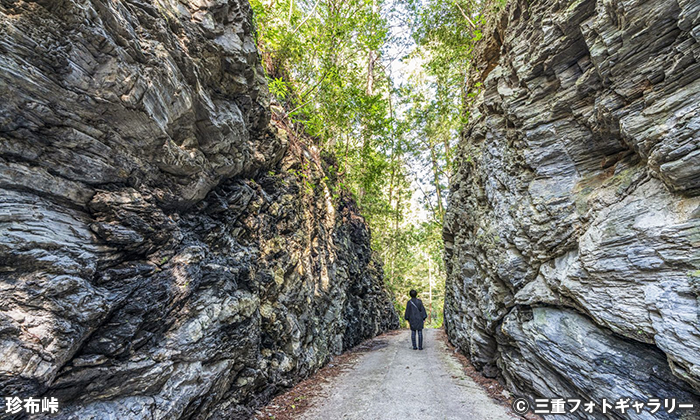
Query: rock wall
[[0, 1, 398, 418], [444, 0, 700, 418]]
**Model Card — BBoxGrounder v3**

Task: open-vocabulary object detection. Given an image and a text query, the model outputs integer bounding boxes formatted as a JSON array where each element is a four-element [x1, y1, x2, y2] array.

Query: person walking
[[404, 289, 427, 350]]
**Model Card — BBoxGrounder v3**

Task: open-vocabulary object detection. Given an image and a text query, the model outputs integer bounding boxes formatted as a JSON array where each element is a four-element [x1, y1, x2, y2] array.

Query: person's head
[[409, 289, 417, 298]]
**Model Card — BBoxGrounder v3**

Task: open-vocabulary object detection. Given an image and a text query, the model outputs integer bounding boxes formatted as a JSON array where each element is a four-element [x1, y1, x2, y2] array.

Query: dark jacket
[[404, 298, 427, 330]]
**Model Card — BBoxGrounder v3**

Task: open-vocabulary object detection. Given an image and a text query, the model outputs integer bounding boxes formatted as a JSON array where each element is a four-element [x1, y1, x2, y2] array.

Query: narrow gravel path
[[299, 329, 519, 420]]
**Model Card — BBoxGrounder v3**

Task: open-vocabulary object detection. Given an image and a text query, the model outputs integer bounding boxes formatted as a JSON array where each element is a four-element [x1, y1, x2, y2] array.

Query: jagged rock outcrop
[[444, 0, 700, 418], [0, 1, 398, 418]]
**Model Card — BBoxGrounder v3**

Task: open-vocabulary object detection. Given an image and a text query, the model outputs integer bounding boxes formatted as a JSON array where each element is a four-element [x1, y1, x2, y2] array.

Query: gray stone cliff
[[0, 0, 398, 418], [444, 0, 700, 418]]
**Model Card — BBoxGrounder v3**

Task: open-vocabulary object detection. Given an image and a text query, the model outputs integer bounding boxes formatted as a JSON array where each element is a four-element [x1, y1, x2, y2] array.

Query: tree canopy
[[251, 0, 494, 326]]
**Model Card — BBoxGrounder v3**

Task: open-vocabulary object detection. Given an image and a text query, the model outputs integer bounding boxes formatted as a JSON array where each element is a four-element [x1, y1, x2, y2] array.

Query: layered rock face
[[0, 1, 398, 418], [444, 0, 700, 418]]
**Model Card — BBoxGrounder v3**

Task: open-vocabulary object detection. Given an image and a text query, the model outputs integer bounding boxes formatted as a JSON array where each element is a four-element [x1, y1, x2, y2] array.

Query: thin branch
[[291, 0, 322, 35], [298, 68, 331, 102], [453, 1, 477, 29], [286, 97, 315, 117]]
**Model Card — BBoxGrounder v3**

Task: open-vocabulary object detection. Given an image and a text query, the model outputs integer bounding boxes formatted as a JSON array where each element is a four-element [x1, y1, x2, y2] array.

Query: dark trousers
[[411, 329, 423, 349]]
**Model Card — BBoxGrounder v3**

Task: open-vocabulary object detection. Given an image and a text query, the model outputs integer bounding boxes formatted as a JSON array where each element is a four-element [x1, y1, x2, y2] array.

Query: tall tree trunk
[[367, 51, 375, 96], [387, 91, 396, 209], [366, 0, 377, 96], [395, 194, 401, 233], [442, 131, 452, 182], [427, 252, 433, 324], [358, 0, 378, 206], [429, 144, 445, 223]]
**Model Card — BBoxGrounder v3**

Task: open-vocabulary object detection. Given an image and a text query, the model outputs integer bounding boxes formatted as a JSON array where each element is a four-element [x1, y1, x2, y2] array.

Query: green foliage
[[268, 77, 289, 100], [252, 0, 494, 327], [252, 0, 390, 141], [381, 220, 446, 328]]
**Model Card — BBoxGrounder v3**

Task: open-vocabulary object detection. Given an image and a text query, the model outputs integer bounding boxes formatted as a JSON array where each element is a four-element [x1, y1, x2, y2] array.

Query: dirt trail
[[294, 329, 519, 420]]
